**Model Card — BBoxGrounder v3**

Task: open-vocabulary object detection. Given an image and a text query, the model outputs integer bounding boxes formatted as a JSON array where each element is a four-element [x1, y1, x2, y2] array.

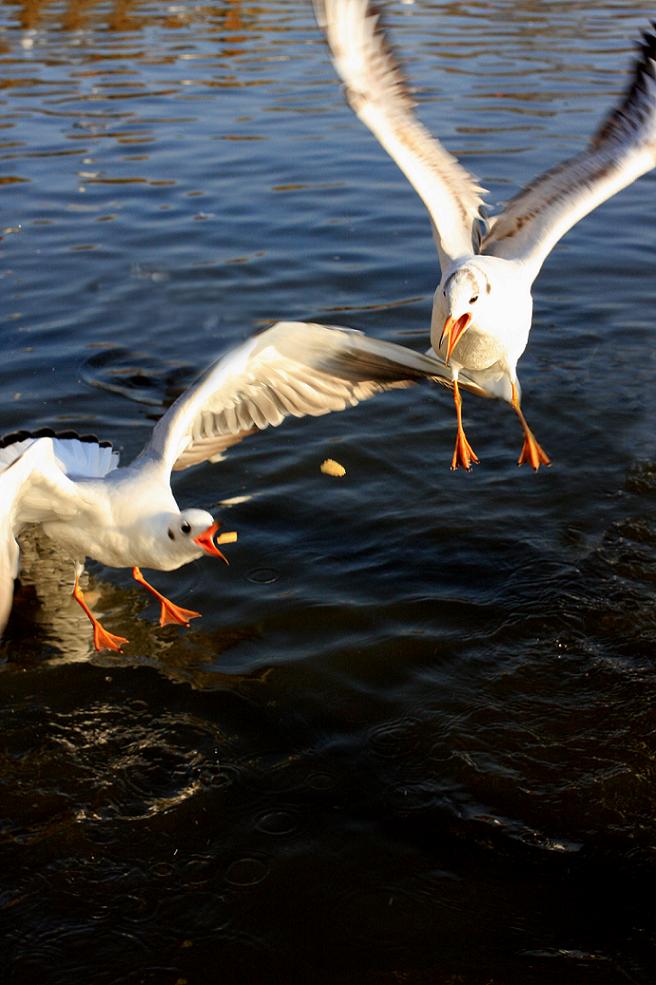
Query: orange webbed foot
[[72, 574, 128, 652], [92, 623, 129, 653], [511, 383, 550, 472], [450, 379, 479, 471], [518, 430, 551, 471], [451, 428, 479, 471], [132, 567, 200, 629], [158, 599, 202, 628]]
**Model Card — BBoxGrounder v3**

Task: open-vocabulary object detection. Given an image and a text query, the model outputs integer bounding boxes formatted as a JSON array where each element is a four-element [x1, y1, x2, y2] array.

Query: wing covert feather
[[482, 26, 656, 277], [139, 321, 455, 473]]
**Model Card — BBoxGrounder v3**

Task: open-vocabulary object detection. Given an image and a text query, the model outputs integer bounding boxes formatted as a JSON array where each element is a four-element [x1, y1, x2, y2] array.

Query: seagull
[[314, 0, 656, 470], [0, 319, 454, 652]]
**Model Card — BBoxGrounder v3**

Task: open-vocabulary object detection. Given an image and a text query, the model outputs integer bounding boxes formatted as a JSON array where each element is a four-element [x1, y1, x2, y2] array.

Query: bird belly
[[451, 329, 505, 373], [42, 520, 133, 570], [40, 521, 89, 564]]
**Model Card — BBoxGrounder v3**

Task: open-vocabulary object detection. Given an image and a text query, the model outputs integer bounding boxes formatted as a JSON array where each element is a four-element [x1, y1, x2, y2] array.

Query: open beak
[[440, 312, 472, 363], [194, 521, 232, 564]]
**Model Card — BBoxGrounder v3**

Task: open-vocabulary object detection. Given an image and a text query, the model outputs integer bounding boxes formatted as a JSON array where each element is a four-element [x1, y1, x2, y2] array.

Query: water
[[1, 1, 656, 982]]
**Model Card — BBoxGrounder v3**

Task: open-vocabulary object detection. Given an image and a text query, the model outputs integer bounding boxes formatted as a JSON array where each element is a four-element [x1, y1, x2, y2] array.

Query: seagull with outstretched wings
[[314, 0, 656, 469], [0, 320, 453, 650]]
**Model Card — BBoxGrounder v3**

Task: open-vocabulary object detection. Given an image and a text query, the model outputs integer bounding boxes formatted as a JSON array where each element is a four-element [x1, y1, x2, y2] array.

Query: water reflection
[[5, 528, 263, 689], [10, 0, 248, 33]]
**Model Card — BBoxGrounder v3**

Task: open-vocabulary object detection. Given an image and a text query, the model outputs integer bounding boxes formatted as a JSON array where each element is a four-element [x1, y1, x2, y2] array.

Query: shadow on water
[[2, 1, 656, 983]]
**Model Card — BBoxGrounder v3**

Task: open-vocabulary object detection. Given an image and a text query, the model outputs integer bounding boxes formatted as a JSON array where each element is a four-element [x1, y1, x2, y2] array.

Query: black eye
[[181, 520, 191, 535], [469, 295, 479, 304], [168, 529, 175, 541]]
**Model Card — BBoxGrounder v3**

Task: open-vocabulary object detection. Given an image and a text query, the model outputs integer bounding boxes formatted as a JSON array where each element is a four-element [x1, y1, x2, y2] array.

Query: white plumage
[[314, 0, 656, 469], [1, 320, 453, 651]]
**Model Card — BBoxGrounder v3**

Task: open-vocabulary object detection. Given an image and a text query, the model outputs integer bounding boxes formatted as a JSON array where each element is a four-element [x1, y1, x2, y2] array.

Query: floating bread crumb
[[216, 530, 238, 544], [320, 458, 346, 478]]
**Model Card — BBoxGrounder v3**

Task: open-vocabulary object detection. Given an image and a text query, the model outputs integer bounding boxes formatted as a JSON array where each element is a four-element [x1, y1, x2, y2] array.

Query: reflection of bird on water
[[1, 320, 454, 652], [7, 528, 122, 664], [315, 0, 656, 470], [11, 528, 257, 676]]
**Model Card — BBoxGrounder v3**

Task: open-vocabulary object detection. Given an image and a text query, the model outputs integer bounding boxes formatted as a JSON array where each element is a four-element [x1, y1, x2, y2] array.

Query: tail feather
[[0, 428, 118, 479]]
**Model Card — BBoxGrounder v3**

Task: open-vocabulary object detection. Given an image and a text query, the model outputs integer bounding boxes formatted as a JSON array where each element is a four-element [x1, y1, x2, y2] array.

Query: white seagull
[[0, 320, 453, 652], [314, 0, 656, 470]]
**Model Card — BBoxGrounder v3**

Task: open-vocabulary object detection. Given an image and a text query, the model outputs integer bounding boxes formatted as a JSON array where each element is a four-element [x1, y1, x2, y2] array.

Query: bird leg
[[451, 379, 479, 471], [511, 384, 551, 470], [132, 567, 201, 628], [72, 574, 128, 653]]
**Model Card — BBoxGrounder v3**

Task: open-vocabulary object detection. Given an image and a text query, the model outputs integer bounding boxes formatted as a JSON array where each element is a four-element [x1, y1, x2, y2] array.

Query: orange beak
[[440, 312, 472, 363], [194, 521, 230, 564]]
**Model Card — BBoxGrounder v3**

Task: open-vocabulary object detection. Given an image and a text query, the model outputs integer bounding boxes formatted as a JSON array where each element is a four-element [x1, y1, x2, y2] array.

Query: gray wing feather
[[482, 26, 656, 278], [313, 0, 486, 269], [137, 320, 457, 474]]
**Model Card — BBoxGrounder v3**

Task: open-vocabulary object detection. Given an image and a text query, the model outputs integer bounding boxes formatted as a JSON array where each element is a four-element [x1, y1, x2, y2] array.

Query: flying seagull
[[314, 0, 656, 469], [0, 320, 453, 651]]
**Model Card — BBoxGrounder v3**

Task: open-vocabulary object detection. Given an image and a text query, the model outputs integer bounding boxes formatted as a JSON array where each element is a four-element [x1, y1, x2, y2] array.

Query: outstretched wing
[[137, 320, 457, 473], [313, 0, 486, 270], [0, 438, 86, 635], [482, 25, 656, 280]]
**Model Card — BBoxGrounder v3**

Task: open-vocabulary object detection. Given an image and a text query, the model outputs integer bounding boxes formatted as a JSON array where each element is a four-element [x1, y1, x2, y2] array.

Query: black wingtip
[[590, 21, 656, 150], [634, 22, 656, 76]]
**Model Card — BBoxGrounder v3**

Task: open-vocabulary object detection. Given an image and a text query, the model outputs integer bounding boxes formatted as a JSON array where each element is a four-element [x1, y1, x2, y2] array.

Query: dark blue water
[[2, 2, 656, 983]]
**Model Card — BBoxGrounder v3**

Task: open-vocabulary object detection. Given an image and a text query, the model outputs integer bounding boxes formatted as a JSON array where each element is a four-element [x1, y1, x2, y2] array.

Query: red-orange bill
[[194, 521, 230, 564], [440, 312, 472, 362]]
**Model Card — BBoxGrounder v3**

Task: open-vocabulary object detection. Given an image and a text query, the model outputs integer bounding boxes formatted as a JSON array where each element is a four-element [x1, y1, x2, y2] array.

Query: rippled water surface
[[2, 2, 656, 983]]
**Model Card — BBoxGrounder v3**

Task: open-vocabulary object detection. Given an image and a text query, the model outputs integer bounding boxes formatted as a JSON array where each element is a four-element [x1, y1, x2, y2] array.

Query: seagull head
[[438, 265, 487, 363], [165, 508, 230, 566]]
